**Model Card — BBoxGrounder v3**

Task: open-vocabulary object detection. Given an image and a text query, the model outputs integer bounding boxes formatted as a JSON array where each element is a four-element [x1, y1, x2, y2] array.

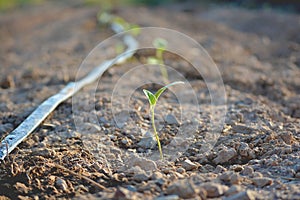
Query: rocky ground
[[0, 1, 299, 199]]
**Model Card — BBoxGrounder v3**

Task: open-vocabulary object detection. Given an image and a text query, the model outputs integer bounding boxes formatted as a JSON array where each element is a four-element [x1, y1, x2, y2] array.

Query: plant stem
[[151, 106, 163, 159], [156, 49, 168, 84]]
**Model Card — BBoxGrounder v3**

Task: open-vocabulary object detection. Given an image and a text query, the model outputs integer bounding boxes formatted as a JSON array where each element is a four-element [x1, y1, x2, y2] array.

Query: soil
[[0, 1, 299, 199]]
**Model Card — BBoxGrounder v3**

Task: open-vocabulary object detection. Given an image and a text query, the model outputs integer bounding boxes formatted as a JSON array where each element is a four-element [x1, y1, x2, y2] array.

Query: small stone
[[99, 116, 108, 124], [121, 138, 129, 145], [252, 177, 273, 187], [82, 122, 101, 133], [114, 111, 129, 128], [241, 166, 254, 176], [280, 132, 295, 145], [166, 180, 197, 198], [232, 125, 253, 134], [126, 155, 158, 171], [218, 171, 235, 182], [294, 164, 300, 172], [155, 195, 180, 200], [55, 177, 68, 192], [230, 165, 244, 172], [295, 172, 300, 178], [197, 187, 208, 200], [126, 185, 137, 192], [176, 167, 186, 174], [251, 172, 263, 178], [138, 131, 157, 149], [225, 185, 243, 196], [238, 142, 255, 158], [230, 173, 242, 185], [224, 190, 256, 200], [214, 147, 237, 164], [182, 159, 198, 171], [132, 172, 149, 182], [200, 182, 229, 198], [151, 171, 164, 180], [113, 187, 132, 200], [34, 148, 56, 158], [164, 114, 180, 126], [214, 165, 227, 173]]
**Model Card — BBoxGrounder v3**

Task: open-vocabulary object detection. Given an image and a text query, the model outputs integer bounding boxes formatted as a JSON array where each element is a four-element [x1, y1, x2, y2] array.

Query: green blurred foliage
[[0, 0, 43, 11], [84, 0, 176, 8]]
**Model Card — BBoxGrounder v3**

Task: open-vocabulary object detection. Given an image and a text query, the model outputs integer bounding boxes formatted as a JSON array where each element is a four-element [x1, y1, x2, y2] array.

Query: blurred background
[[0, 0, 299, 13]]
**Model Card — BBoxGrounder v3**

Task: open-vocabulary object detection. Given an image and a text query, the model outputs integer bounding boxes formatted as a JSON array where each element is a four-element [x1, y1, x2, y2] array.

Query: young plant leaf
[[154, 81, 184, 100], [153, 38, 168, 51], [147, 57, 160, 65], [143, 89, 157, 106]]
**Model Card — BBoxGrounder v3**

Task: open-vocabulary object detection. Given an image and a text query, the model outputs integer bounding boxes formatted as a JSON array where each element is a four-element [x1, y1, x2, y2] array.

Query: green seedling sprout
[[143, 81, 184, 159], [147, 38, 169, 84], [97, 11, 141, 36]]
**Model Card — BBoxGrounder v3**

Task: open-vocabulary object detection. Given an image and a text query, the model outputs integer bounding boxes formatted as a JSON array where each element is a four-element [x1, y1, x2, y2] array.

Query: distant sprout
[[97, 11, 141, 36], [115, 42, 126, 54], [147, 38, 169, 84], [143, 81, 184, 159]]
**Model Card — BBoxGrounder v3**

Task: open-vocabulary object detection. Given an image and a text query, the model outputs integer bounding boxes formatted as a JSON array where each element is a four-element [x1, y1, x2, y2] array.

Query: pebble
[[241, 166, 254, 176], [279, 132, 295, 145], [176, 167, 186, 174], [133, 172, 149, 182], [155, 195, 180, 200], [113, 187, 133, 200], [218, 171, 235, 182], [121, 138, 129, 145], [55, 177, 68, 192], [214, 165, 227, 173], [238, 142, 255, 158], [230, 165, 244, 172], [82, 122, 101, 133], [138, 131, 157, 149], [166, 180, 197, 198], [126, 155, 158, 171], [225, 185, 243, 196], [214, 147, 237, 164], [224, 190, 256, 200], [200, 182, 229, 198], [251, 172, 263, 178], [151, 171, 164, 180], [33, 148, 56, 158], [182, 159, 198, 171], [252, 177, 273, 187], [126, 185, 137, 192], [230, 173, 242, 185], [164, 114, 180, 126], [232, 125, 253, 134]]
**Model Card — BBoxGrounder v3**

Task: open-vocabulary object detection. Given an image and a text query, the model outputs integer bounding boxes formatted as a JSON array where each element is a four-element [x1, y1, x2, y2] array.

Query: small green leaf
[[97, 11, 112, 24], [153, 38, 168, 50], [154, 81, 184, 100], [147, 57, 160, 65], [129, 24, 141, 36], [143, 89, 157, 106]]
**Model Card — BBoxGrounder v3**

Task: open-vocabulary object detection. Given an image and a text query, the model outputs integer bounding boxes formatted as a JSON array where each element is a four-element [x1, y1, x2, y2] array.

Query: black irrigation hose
[[0, 14, 138, 161]]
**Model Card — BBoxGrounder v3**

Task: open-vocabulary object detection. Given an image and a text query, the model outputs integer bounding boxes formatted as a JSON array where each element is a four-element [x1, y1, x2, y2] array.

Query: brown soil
[[0, 1, 299, 199]]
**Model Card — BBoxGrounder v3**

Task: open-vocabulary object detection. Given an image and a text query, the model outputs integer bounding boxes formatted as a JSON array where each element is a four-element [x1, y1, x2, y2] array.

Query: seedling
[[147, 38, 169, 84], [97, 11, 141, 36], [143, 81, 184, 159]]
